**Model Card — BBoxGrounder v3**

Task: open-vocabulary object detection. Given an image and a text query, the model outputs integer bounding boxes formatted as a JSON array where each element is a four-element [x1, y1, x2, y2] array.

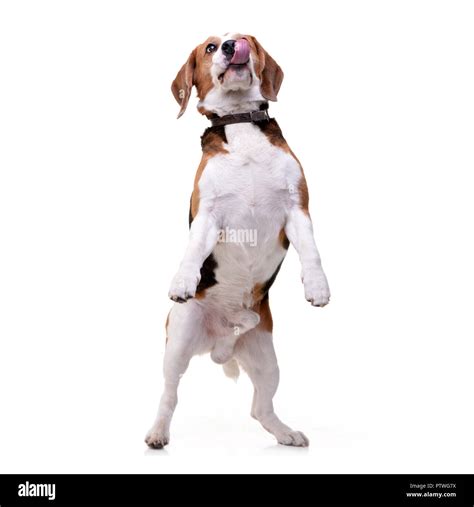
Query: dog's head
[[171, 34, 283, 118]]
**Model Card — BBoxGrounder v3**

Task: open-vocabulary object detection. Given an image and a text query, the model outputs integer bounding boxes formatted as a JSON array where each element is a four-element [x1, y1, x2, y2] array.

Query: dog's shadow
[[259, 444, 310, 455], [144, 447, 170, 456]]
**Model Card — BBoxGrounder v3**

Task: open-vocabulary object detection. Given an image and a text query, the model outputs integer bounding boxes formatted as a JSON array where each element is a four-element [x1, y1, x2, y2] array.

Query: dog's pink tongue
[[230, 38, 250, 64]]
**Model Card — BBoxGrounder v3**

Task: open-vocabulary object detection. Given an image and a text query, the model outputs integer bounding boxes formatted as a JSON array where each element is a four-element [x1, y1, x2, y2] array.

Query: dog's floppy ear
[[171, 49, 196, 118], [248, 36, 284, 101]]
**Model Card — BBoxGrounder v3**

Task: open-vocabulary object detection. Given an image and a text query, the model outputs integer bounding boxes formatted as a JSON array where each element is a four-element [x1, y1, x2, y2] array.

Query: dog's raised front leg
[[168, 202, 219, 303], [285, 206, 330, 307]]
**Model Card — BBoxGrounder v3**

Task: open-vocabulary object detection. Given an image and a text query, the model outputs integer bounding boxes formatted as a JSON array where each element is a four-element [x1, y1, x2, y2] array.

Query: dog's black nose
[[221, 40, 236, 57]]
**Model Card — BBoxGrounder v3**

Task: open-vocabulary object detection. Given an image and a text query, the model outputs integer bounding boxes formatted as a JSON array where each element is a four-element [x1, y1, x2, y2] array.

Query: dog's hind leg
[[145, 302, 205, 449], [234, 317, 309, 447]]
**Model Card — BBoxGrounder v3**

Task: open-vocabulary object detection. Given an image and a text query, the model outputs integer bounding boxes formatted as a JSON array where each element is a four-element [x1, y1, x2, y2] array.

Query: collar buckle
[[250, 110, 269, 123]]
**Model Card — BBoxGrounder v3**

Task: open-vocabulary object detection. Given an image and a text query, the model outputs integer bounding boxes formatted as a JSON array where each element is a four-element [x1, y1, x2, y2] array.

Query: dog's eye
[[206, 43, 217, 54]]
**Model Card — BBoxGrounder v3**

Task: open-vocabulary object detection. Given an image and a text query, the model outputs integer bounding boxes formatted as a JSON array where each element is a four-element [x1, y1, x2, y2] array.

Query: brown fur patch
[[258, 298, 273, 332], [193, 37, 219, 101], [171, 37, 219, 117], [190, 156, 209, 219], [251, 298, 273, 333], [298, 176, 309, 214], [190, 126, 228, 219], [279, 228, 290, 249], [244, 35, 284, 102], [251, 282, 266, 304]]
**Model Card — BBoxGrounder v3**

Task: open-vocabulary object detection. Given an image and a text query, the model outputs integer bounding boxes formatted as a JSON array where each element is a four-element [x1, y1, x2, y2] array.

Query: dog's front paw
[[168, 270, 200, 303], [303, 270, 330, 307]]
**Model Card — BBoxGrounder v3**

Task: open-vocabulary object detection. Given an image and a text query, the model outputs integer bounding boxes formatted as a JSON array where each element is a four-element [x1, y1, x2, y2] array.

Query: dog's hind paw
[[145, 427, 170, 449], [276, 430, 309, 447]]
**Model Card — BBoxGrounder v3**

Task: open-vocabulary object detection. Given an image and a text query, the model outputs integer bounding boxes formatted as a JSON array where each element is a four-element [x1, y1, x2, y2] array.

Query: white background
[[1, 0, 473, 474]]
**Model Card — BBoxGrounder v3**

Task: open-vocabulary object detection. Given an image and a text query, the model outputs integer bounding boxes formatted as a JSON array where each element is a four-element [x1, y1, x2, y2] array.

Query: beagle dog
[[146, 34, 330, 448]]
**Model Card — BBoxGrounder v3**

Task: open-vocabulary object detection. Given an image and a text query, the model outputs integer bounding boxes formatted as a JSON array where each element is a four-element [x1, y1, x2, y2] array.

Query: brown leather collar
[[210, 109, 270, 127]]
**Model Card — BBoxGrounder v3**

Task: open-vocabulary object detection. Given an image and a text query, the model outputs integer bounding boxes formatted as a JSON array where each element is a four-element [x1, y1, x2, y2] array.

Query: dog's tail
[[222, 359, 240, 381]]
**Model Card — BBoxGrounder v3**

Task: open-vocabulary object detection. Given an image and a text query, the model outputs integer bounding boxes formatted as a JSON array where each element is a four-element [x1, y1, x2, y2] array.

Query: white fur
[[146, 38, 329, 449]]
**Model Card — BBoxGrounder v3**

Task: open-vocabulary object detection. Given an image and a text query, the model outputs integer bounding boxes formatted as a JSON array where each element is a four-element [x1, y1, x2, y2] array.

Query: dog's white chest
[[212, 123, 294, 226]]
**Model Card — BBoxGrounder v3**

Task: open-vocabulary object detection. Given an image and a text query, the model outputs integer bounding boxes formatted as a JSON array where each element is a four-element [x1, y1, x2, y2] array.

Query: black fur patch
[[261, 260, 284, 302], [196, 254, 218, 294]]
